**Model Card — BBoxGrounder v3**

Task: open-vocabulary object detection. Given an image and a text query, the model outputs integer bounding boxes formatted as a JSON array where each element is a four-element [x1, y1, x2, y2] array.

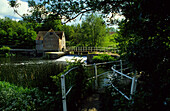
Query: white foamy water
[[0, 55, 87, 66], [56, 55, 87, 63]]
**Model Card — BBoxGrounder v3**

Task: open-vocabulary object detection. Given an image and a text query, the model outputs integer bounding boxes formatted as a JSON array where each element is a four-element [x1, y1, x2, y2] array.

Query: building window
[[50, 32, 53, 35]]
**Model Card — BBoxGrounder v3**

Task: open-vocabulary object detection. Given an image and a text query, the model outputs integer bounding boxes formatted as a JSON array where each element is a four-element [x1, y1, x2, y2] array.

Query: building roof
[[36, 29, 64, 40], [109, 31, 116, 35]]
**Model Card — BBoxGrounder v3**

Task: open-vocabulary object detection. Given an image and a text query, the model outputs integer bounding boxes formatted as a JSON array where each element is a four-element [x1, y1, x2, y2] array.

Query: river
[[0, 55, 87, 65], [0, 55, 87, 88]]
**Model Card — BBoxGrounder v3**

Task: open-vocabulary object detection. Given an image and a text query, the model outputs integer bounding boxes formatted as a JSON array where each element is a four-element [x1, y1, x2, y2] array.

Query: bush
[[0, 81, 61, 111], [0, 46, 10, 54], [51, 58, 93, 110], [92, 54, 115, 63]]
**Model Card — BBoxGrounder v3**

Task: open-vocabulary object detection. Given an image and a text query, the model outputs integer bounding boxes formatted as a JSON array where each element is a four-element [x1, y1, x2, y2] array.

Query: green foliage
[[0, 46, 15, 57], [101, 86, 133, 111], [0, 46, 10, 54], [63, 14, 108, 47], [63, 14, 118, 47], [0, 81, 61, 111], [38, 19, 62, 32], [101, 33, 119, 47], [114, 1, 170, 109], [62, 25, 75, 42], [80, 14, 107, 46], [51, 58, 92, 109], [0, 62, 64, 89], [102, 75, 170, 111], [92, 54, 115, 63], [0, 18, 37, 49]]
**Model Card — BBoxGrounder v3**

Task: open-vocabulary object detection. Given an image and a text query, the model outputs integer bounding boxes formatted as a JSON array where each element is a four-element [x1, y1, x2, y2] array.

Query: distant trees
[[36, 16, 63, 32], [0, 15, 113, 48], [68, 14, 108, 47], [81, 14, 107, 46], [0, 18, 37, 48]]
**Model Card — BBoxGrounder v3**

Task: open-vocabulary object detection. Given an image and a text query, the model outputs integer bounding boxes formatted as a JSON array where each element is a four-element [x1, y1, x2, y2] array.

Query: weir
[[9, 47, 120, 61]]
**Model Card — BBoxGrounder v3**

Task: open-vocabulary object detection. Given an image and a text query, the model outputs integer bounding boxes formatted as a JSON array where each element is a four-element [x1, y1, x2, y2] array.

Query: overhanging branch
[[62, 9, 93, 24]]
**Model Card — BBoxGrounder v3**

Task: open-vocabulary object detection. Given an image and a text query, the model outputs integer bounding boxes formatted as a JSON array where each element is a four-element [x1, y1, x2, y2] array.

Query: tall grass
[[0, 62, 65, 90]]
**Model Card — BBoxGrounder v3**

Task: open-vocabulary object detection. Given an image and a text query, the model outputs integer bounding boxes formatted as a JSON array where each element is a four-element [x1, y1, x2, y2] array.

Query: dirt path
[[79, 93, 102, 111], [78, 72, 112, 111], [78, 87, 105, 111]]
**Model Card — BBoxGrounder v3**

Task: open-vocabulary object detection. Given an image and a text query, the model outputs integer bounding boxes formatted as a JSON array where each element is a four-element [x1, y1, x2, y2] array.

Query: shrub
[[92, 54, 115, 63], [0, 81, 61, 111], [51, 58, 93, 110], [0, 46, 10, 54]]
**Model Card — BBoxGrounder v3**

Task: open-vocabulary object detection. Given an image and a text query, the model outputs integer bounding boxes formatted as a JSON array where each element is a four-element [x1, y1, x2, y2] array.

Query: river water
[[0, 55, 87, 65], [0, 55, 111, 90], [0, 55, 87, 88]]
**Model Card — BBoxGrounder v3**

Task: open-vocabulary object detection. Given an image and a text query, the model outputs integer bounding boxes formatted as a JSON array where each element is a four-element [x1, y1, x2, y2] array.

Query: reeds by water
[[0, 62, 65, 89]]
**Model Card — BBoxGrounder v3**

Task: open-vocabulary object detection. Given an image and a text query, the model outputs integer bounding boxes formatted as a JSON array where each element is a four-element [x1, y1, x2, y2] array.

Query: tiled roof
[[55, 31, 64, 39], [36, 31, 47, 40], [36, 29, 64, 40], [109, 31, 116, 35]]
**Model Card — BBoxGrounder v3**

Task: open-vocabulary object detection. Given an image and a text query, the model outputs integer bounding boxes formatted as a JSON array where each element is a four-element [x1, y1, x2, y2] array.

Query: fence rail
[[60, 60, 137, 111], [111, 65, 137, 100], [67, 47, 119, 53], [61, 67, 78, 111]]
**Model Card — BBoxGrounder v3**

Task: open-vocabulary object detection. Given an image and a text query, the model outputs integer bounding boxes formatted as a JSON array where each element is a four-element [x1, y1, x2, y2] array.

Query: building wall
[[61, 33, 66, 50], [43, 32, 59, 50], [36, 40, 43, 50], [35, 31, 66, 52]]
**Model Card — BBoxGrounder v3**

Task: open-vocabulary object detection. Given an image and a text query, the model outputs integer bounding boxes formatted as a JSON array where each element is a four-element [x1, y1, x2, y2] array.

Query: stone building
[[36, 29, 66, 53]]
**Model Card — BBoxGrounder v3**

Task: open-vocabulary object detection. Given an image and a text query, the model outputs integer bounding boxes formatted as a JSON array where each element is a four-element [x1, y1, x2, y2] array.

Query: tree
[[71, 24, 82, 46], [81, 14, 107, 46], [38, 19, 63, 31], [0, 18, 37, 48], [114, 1, 169, 110], [9, 0, 123, 24], [62, 25, 75, 41], [67, 14, 107, 47]]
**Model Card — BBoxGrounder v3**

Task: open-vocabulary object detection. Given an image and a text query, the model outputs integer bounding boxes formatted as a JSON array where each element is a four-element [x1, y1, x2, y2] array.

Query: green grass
[[101, 33, 119, 47], [92, 54, 116, 63]]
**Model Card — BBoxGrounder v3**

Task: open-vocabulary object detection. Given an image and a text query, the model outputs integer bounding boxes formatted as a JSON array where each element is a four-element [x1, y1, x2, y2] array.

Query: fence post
[[120, 60, 123, 79], [113, 65, 117, 77], [94, 63, 98, 89], [133, 71, 137, 94], [61, 75, 67, 111], [130, 71, 137, 100]]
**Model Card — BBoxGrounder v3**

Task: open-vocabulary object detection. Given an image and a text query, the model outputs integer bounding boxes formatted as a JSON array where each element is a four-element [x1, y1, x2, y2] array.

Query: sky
[[0, 0, 31, 21], [0, 0, 124, 29], [0, 0, 82, 24]]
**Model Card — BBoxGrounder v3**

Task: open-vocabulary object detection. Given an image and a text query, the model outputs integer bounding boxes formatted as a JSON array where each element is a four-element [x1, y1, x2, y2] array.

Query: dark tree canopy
[[9, 0, 125, 24]]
